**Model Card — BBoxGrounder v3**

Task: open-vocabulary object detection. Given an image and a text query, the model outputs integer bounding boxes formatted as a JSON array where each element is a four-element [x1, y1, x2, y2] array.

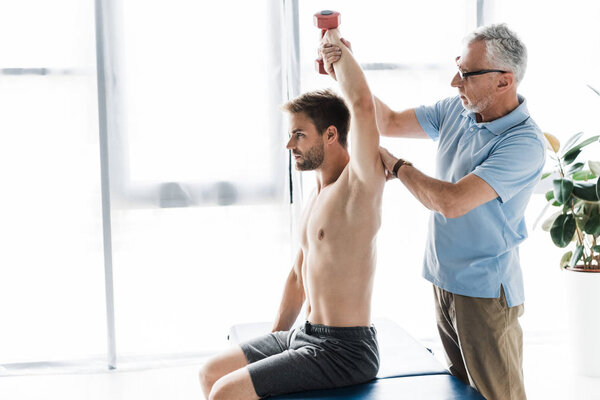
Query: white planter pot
[[565, 267, 600, 377]]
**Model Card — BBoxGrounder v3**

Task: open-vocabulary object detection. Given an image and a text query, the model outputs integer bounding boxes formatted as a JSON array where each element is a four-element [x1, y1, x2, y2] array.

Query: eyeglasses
[[455, 56, 506, 80]]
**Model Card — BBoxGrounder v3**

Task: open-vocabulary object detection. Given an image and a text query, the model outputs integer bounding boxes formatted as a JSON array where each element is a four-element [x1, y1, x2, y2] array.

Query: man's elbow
[[437, 190, 469, 219], [439, 204, 466, 219], [350, 96, 375, 114], [291, 270, 304, 292]]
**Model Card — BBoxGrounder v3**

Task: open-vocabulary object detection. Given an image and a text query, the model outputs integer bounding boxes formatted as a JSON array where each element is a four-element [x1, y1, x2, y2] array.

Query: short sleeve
[[414, 96, 456, 142], [472, 133, 546, 203]]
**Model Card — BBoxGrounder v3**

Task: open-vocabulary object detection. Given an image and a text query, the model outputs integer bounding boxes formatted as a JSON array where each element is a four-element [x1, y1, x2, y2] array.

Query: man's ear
[[325, 125, 338, 145], [497, 72, 514, 93]]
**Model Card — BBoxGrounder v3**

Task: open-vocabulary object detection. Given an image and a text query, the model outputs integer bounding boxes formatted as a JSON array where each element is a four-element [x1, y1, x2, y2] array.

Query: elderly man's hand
[[318, 38, 352, 80], [379, 146, 399, 181]]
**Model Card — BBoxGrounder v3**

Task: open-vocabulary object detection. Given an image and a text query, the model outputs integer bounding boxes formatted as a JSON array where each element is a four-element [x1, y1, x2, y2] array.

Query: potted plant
[[539, 86, 600, 376]]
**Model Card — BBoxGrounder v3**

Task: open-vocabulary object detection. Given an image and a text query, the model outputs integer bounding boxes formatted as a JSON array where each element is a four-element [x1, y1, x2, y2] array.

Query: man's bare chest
[[299, 179, 373, 249]]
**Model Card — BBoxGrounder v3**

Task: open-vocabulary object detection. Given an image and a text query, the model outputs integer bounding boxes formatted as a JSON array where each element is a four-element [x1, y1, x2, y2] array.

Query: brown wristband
[[392, 158, 413, 177]]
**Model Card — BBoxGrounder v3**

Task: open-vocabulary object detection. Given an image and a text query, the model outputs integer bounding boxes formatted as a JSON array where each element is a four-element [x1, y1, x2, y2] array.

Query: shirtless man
[[198, 28, 385, 400]]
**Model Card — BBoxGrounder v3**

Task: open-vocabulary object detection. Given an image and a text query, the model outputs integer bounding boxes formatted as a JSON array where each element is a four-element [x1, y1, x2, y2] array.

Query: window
[[488, 0, 600, 139], [3, 0, 593, 370], [0, 0, 106, 363], [107, 0, 293, 355]]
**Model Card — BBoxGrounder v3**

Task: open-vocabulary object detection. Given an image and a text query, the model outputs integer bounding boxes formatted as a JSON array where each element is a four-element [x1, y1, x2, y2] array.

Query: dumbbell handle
[[314, 10, 341, 75]]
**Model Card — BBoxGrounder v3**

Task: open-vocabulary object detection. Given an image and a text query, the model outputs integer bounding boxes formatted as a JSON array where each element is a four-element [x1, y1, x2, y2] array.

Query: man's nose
[[286, 137, 295, 150], [451, 72, 463, 88]]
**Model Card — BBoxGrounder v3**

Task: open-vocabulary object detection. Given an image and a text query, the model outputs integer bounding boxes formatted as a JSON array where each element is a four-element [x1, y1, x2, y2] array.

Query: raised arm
[[323, 29, 382, 181], [272, 248, 305, 332]]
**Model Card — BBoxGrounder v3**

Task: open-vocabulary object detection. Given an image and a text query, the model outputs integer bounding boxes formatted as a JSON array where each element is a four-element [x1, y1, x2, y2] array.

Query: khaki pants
[[433, 285, 526, 400]]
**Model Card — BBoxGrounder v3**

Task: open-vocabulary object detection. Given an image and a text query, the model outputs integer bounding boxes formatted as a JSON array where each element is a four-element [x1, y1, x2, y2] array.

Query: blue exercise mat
[[273, 374, 485, 400], [228, 319, 483, 399], [228, 318, 448, 379]]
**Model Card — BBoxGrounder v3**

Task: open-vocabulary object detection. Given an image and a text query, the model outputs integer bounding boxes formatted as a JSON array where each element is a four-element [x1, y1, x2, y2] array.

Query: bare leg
[[199, 346, 249, 399], [210, 367, 259, 400]]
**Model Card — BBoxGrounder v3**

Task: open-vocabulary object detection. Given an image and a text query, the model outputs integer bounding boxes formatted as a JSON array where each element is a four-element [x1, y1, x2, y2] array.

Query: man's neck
[[476, 93, 520, 123], [315, 150, 350, 193]]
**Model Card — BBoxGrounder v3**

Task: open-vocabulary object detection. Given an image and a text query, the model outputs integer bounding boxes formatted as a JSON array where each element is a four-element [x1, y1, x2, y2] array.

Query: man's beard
[[294, 142, 324, 171], [463, 93, 492, 114]]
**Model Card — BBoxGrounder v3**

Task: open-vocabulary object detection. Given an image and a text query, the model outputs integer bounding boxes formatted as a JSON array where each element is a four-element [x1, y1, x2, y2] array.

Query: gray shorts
[[239, 321, 379, 398]]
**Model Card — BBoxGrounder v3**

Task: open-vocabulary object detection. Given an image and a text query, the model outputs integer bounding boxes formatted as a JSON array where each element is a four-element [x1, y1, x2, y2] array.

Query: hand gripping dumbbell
[[314, 10, 341, 74]]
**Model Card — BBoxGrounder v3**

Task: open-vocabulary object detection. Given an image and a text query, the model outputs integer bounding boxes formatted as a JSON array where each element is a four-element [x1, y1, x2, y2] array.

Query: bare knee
[[208, 371, 257, 400], [198, 363, 221, 398], [208, 377, 229, 400], [199, 347, 252, 399]]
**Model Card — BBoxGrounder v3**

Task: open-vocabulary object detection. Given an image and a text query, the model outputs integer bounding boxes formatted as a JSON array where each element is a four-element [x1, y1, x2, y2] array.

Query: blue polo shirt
[[414, 95, 545, 307]]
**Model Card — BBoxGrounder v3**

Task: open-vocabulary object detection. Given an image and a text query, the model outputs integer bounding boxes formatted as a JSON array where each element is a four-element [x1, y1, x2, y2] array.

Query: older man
[[322, 23, 544, 399]]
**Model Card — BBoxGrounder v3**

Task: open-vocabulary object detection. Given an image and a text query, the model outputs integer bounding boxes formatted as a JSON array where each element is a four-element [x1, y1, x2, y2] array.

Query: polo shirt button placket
[[463, 126, 477, 143]]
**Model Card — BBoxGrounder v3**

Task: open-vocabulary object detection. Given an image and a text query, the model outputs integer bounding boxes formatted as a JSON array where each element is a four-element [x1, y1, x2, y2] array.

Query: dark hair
[[282, 89, 350, 148]]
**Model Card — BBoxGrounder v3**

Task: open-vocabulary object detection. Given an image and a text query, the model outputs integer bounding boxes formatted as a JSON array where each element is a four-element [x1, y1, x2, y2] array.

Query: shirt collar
[[461, 94, 530, 136]]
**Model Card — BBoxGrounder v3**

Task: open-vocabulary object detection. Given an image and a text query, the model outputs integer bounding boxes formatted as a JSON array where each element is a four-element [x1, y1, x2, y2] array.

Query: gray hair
[[464, 24, 527, 85]]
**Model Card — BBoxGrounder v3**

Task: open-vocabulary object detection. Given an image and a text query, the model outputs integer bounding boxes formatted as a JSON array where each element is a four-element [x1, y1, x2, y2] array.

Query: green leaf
[[561, 132, 584, 154], [584, 213, 600, 235], [563, 149, 581, 165], [541, 172, 552, 180], [562, 197, 576, 212], [576, 204, 594, 229], [569, 245, 585, 267], [576, 215, 588, 231], [597, 178, 600, 200], [572, 181, 600, 202], [542, 211, 563, 232], [553, 179, 573, 204], [567, 162, 585, 175], [593, 245, 600, 253], [545, 190, 555, 202], [585, 203, 600, 217], [572, 170, 597, 181], [550, 213, 576, 248], [589, 161, 600, 176], [571, 135, 600, 152], [560, 251, 573, 269], [588, 84, 600, 96], [563, 135, 600, 161]]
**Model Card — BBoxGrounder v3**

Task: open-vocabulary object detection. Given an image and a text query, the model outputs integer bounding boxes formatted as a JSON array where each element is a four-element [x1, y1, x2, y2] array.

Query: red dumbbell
[[314, 10, 341, 74]]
